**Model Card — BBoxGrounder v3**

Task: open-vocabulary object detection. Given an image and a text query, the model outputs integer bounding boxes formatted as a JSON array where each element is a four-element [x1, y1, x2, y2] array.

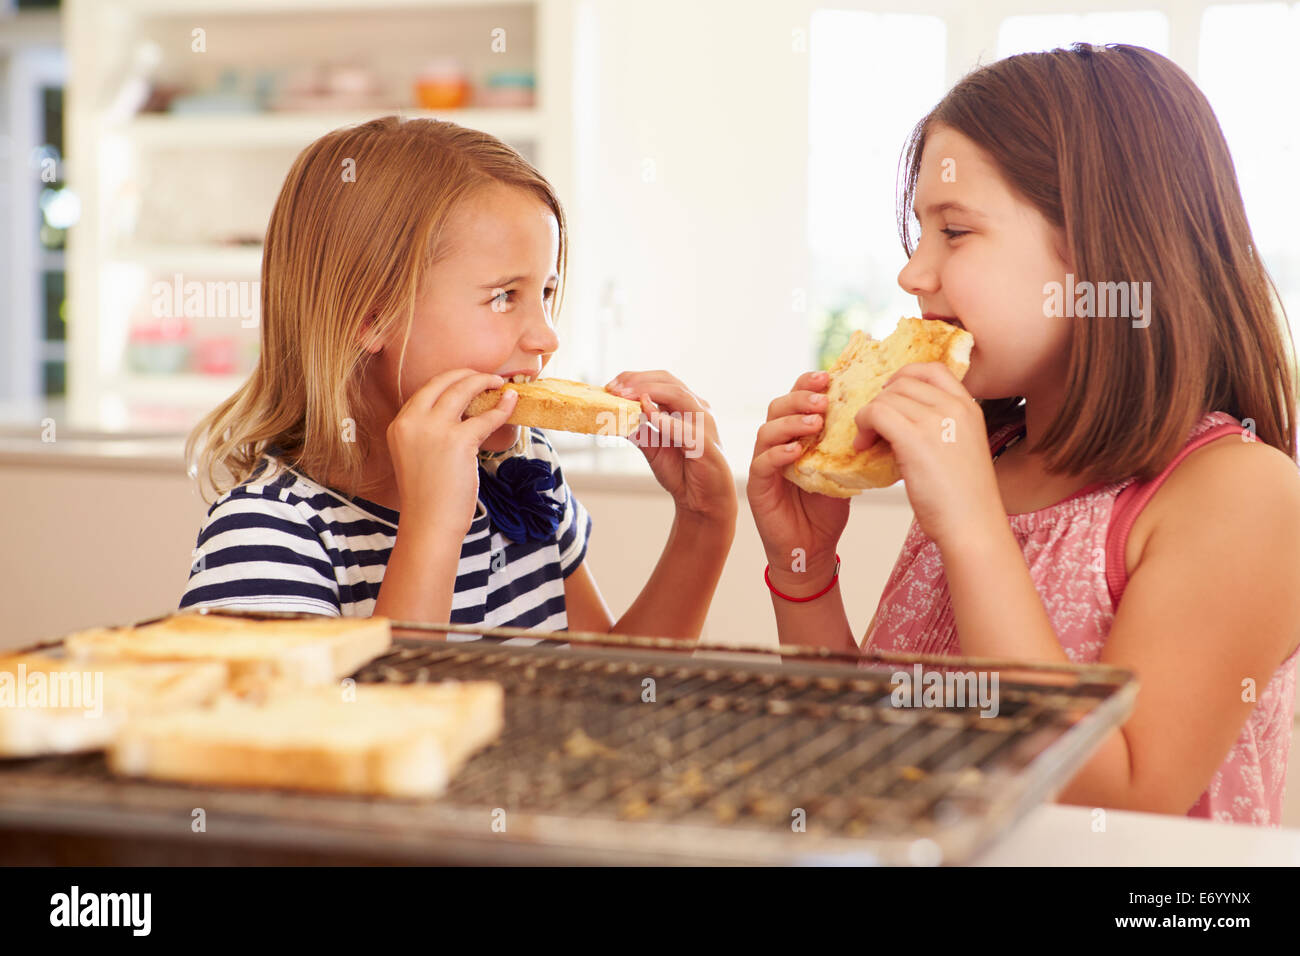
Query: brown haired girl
[[748, 45, 1300, 823], [182, 117, 736, 641]]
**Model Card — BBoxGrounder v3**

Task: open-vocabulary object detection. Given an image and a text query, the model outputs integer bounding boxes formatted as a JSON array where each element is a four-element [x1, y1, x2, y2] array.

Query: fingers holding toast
[[751, 370, 836, 477], [602, 369, 736, 521], [407, 369, 506, 419], [607, 370, 728, 458], [766, 384, 830, 423], [780, 318, 974, 496], [461, 388, 519, 444], [607, 370, 711, 412], [852, 363, 979, 452], [754, 413, 823, 460]]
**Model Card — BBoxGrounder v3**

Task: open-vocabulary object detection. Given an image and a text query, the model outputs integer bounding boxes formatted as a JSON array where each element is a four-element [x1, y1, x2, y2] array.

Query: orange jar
[[415, 59, 470, 109]]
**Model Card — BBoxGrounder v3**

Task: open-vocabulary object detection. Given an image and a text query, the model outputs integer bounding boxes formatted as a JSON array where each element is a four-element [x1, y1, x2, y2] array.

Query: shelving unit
[[110, 243, 263, 276], [112, 372, 247, 406], [123, 107, 542, 148], [65, 0, 581, 430]]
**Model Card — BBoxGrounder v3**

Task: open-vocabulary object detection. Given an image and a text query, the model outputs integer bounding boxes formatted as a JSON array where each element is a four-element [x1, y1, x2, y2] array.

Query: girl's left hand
[[606, 370, 737, 524], [852, 362, 1003, 547]]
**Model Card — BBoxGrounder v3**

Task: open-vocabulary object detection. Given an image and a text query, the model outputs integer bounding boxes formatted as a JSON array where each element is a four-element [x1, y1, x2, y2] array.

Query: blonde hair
[[185, 116, 568, 502]]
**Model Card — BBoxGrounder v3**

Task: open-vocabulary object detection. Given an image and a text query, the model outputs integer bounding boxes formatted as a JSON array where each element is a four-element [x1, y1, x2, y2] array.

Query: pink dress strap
[[1104, 415, 1245, 607]]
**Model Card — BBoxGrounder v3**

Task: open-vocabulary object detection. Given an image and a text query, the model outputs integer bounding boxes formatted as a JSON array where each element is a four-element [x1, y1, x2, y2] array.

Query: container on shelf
[[194, 336, 239, 376], [478, 71, 536, 109], [168, 69, 263, 115], [126, 318, 191, 375], [272, 63, 390, 112], [414, 58, 471, 110]]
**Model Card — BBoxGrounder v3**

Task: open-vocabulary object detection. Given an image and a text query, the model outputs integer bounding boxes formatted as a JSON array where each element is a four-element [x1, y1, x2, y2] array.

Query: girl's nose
[[898, 245, 939, 297], [521, 301, 560, 354]]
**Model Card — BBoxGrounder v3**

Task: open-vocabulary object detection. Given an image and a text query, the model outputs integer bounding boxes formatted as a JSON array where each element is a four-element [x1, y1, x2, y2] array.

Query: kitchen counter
[[0, 421, 910, 501], [975, 803, 1300, 865], [0, 428, 699, 495], [0, 422, 701, 487], [5, 799, 1294, 866]]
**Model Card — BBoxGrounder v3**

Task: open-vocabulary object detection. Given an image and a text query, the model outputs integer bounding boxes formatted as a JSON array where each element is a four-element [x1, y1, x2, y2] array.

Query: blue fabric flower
[[477, 455, 563, 543]]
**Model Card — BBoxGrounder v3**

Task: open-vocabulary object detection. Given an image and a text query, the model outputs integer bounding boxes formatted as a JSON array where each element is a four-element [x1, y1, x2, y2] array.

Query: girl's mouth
[[497, 371, 538, 384], [922, 312, 965, 331]]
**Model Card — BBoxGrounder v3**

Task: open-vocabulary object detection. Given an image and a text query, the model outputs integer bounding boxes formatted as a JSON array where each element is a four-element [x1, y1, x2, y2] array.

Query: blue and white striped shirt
[[179, 428, 591, 639]]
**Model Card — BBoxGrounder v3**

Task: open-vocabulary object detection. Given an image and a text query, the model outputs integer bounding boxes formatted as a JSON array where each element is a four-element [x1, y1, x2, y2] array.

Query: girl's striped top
[[178, 428, 591, 644]]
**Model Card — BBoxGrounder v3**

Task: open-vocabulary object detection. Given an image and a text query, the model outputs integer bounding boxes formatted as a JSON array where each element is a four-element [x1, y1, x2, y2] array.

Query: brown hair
[[898, 43, 1297, 480], [185, 116, 568, 501]]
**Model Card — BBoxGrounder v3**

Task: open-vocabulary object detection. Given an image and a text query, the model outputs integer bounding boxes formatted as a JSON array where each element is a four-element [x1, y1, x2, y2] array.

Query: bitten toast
[[465, 378, 642, 437], [784, 317, 974, 496]]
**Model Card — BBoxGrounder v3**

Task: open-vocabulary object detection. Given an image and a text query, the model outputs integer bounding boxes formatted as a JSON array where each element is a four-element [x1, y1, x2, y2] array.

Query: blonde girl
[[183, 117, 736, 641]]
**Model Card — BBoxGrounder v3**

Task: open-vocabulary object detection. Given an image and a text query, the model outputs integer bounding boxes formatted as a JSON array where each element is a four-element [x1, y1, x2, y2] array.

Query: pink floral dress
[[862, 410, 1300, 825]]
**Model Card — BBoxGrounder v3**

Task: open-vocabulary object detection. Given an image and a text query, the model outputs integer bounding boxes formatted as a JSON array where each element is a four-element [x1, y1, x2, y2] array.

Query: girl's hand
[[747, 370, 850, 591], [387, 368, 518, 535], [852, 361, 1002, 547], [606, 370, 737, 525]]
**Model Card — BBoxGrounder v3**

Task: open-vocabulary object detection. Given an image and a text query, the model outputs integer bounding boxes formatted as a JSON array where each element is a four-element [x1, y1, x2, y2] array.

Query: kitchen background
[[0, 0, 1296, 821]]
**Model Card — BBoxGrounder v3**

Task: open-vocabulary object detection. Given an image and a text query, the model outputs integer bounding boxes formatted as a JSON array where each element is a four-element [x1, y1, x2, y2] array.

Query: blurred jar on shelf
[[274, 64, 387, 111], [415, 58, 470, 109], [194, 336, 239, 376], [168, 68, 264, 114], [127, 317, 191, 375], [477, 71, 535, 108]]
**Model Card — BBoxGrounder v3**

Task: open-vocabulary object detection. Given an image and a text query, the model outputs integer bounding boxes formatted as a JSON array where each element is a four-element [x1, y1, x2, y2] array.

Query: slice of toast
[[63, 613, 392, 687], [784, 317, 974, 496], [108, 681, 506, 798], [0, 655, 228, 757], [465, 377, 642, 437]]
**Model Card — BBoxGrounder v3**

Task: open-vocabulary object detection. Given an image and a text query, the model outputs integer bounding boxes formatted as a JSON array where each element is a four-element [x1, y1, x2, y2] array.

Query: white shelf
[[122, 0, 522, 14], [120, 109, 541, 148], [111, 373, 248, 407], [111, 244, 263, 275]]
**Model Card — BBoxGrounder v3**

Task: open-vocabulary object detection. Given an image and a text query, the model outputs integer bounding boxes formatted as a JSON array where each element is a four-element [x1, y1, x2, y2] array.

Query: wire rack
[[0, 611, 1137, 865]]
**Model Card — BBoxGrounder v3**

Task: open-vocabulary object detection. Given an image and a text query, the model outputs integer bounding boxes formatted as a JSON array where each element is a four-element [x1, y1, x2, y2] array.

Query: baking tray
[[0, 609, 1137, 865]]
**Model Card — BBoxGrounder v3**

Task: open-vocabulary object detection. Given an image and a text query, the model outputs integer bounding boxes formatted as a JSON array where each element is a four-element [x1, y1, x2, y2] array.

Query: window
[[1198, 2, 1300, 328], [807, 10, 946, 368], [0, 5, 66, 420], [996, 10, 1170, 58], [37, 84, 68, 398]]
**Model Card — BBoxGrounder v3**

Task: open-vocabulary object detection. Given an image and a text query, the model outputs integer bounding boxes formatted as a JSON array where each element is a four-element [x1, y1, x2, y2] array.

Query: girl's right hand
[[386, 369, 518, 535], [747, 370, 851, 595]]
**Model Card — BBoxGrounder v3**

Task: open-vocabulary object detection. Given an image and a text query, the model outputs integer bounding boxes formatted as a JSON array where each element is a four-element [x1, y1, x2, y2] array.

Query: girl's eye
[[940, 227, 969, 240], [490, 289, 513, 310], [543, 286, 556, 301]]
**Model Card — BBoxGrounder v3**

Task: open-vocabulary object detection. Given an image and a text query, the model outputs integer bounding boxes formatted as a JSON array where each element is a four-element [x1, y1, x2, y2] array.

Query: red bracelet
[[764, 555, 841, 603]]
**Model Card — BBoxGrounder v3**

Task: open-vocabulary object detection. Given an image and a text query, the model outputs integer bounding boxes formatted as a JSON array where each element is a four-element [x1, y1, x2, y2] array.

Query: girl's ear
[[358, 311, 385, 354], [1051, 228, 1074, 274]]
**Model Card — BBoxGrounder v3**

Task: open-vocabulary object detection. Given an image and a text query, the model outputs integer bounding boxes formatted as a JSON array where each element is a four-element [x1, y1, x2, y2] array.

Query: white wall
[[562, 0, 814, 466]]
